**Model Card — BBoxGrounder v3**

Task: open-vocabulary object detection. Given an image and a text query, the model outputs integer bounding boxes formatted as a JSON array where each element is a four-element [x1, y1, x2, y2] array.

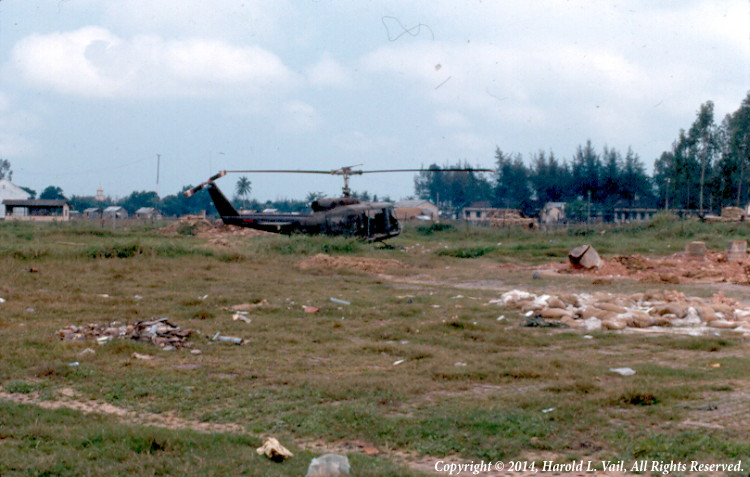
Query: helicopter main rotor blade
[[225, 169, 334, 174], [360, 168, 496, 173]]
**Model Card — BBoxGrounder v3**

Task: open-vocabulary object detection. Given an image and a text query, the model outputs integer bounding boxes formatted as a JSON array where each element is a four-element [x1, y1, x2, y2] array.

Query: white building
[[0, 179, 31, 218]]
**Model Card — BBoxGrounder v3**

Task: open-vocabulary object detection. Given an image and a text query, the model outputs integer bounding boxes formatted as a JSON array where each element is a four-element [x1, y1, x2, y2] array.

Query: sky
[[0, 0, 748, 202]]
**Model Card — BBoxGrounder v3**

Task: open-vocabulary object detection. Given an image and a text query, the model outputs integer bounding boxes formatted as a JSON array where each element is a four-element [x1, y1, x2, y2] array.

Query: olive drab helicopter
[[184, 165, 493, 241]]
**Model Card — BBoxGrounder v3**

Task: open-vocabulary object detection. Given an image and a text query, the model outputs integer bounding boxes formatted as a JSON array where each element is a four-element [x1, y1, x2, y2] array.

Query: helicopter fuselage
[[206, 182, 401, 241]]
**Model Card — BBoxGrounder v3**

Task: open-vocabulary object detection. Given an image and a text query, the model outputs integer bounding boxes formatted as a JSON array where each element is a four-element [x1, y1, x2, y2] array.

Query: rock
[[539, 308, 571, 319], [697, 305, 717, 322], [708, 320, 739, 329], [582, 317, 602, 331], [560, 316, 581, 328], [568, 244, 602, 269], [595, 302, 627, 314], [305, 454, 351, 477], [601, 319, 627, 330]]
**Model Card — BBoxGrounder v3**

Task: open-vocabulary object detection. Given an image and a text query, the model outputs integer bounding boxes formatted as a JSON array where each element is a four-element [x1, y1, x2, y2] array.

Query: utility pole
[[156, 153, 161, 196]]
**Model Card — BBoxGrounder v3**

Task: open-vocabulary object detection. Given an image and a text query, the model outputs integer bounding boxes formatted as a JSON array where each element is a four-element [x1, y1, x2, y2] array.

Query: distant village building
[[135, 207, 162, 220], [540, 202, 567, 224], [463, 205, 537, 228], [83, 207, 102, 219], [2, 199, 70, 222], [0, 179, 31, 218], [393, 200, 439, 220], [613, 208, 659, 224], [95, 186, 106, 202], [102, 206, 128, 219]]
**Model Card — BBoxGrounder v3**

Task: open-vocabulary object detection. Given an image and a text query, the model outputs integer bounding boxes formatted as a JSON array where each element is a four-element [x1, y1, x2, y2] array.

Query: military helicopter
[[184, 165, 493, 241]]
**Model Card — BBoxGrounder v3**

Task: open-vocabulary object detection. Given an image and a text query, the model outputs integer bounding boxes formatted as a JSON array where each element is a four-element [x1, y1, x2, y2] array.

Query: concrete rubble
[[305, 454, 351, 477], [494, 289, 750, 333], [57, 318, 194, 349], [554, 242, 750, 285], [568, 244, 602, 269]]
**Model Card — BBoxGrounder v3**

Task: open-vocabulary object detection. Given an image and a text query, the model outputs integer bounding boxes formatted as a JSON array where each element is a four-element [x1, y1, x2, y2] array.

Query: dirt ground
[[550, 250, 750, 285]]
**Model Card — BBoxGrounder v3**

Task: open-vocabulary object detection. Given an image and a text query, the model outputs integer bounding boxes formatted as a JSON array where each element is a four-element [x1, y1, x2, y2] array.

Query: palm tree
[[235, 176, 252, 208]]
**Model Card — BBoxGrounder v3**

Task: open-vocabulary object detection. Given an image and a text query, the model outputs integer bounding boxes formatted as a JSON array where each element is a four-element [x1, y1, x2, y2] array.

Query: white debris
[[610, 367, 636, 376]]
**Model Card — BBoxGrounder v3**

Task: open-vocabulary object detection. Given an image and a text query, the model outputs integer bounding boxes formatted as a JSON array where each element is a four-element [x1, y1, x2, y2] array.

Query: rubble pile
[[495, 289, 750, 333], [57, 318, 194, 349], [159, 215, 272, 239], [555, 250, 750, 285], [486, 209, 537, 229], [704, 206, 746, 223]]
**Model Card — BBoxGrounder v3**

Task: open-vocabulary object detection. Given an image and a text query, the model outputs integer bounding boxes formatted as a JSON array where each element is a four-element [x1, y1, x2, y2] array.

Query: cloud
[[306, 54, 353, 88], [332, 131, 397, 153], [10, 26, 297, 99], [279, 101, 321, 132], [435, 110, 471, 129]]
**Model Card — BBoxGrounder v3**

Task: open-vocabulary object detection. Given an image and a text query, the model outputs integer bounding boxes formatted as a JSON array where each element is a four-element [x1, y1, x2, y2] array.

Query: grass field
[[1, 217, 749, 476]]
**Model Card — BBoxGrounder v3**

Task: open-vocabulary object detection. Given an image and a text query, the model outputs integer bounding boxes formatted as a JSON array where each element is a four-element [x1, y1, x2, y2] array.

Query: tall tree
[[530, 151, 572, 204], [0, 159, 12, 181], [724, 92, 750, 206], [493, 148, 530, 208], [687, 101, 718, 214], [234, 176, 252, 208], [414, 162, 492, 211], [40, 185, 66, 200]]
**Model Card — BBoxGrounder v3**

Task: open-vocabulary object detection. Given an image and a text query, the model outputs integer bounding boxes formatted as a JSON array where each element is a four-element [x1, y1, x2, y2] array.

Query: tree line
[[2, 92, 748, 220], [415, 92, 750, 219]]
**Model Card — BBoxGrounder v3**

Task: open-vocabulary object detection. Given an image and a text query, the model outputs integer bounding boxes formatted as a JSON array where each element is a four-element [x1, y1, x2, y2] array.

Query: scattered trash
[[134, 295, 143, 301], [393, 359, 406, 366], [708, 363, 721, 368], [610, 367, 636, 376], [329, 297, 351, 305], [78, 348, 96, 358], [28, 267, 39, 273], [190, 349, 202, 355], [305, 453, 351, 477], [533, 270, 541, 280], [303, 305, 320, 313], [131, 352, 154, 361], [97, 294, 110, 298], [454, 362, 467, 367], [57, 318, 194, 349], [583, 335, 594, 340], [0, 298, 6, 303], [211, 332, 245, 345], [232, 313, 252, 323], [25, 307, 35, 313], [229, 299, 269, 312], [496, 315, 506, 321], [256, 437, 294, 462], [542, 407, 556, 413], [523, 316, 568, 328], [199, 294, 209, 300], [68, 362, 79, 367]]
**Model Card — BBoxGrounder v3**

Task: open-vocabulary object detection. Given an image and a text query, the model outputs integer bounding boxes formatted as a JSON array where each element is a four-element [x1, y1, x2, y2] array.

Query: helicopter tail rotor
[[183, 170, 227, 197]]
